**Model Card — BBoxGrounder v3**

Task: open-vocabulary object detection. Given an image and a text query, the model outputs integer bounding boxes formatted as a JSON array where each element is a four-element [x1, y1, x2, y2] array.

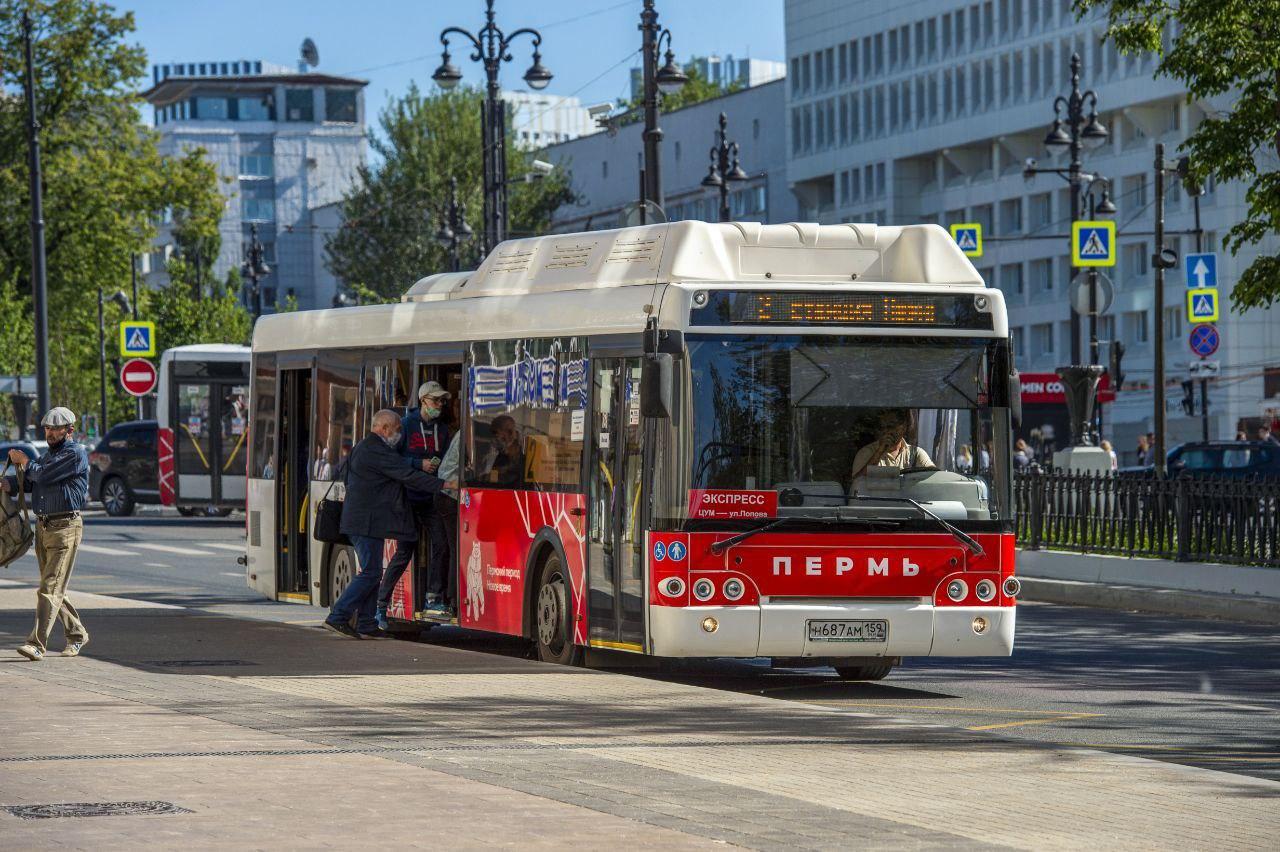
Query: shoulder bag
[[313, 460, 349, 545], [0, 464, 34, 568]]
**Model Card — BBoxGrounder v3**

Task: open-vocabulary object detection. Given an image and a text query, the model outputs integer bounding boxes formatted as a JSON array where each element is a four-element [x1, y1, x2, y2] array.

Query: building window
[[325, 88, 357, 123], [1122, 242, 1148, 281], [999, 263, 1024, 297], [1164, 306, 1183, 340], [1123, 310, 1149, 344], [790, 57, 800, 94], [285, 89, 314, 122], [237, 96, 271, 121], [752, 118, 760, 139], [1012, 327, 1025, 358], [1000, 198, 1023, 233], [1031, 258, 1053, 291], [971, 203, 993, 233], [1031, 323, 1054, 357], [875, 162, 886, 197], [602, 159, 608, 179], [1098, 315, 1116, 343], [239, 154, 273, 178], [194, 96, 229, 120], [240, 181, 275, 222]]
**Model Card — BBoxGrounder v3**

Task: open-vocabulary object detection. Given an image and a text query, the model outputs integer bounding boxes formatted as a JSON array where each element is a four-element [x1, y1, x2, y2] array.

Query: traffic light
[[1108, 340, 1126, 390], [1181, 380, 1196, 416]]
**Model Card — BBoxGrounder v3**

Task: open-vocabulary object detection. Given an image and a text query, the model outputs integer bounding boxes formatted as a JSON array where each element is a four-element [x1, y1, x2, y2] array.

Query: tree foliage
[[325, 84, 576, 302], [1077, 0, 1280, 312], [0, 0, 234, 433]]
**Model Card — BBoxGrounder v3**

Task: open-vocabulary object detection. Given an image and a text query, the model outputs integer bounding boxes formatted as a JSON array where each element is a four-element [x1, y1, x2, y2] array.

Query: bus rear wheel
[[534, 554, 582, 667], [328, 544, 357, 605], [833, 661, 895, 681]]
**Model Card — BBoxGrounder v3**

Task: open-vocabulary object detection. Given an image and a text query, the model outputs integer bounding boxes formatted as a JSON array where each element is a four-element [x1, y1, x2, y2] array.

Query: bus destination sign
[[690, 291, 995, 330]]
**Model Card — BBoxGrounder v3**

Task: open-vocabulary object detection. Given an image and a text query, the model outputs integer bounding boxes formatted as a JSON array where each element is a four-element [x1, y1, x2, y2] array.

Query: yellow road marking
[[967, 713, 1103, 731]]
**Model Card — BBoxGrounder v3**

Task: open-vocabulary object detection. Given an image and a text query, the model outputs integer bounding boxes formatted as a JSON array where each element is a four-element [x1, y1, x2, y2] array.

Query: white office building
[[503, 90, 595, 148], [785, 0, 1280, 456], [141, 61, 368, 311]]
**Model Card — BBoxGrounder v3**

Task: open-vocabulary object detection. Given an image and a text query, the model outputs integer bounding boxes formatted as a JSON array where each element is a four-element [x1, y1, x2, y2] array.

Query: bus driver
[[850, 408, 933, 480]]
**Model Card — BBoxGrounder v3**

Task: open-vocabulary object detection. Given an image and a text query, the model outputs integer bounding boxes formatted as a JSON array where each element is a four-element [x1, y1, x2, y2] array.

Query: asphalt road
[[4, 511, 1277, 783]]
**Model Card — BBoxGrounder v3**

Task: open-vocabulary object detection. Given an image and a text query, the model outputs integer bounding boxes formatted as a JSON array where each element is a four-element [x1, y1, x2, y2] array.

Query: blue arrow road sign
[[1185, 252, 1217, 289], [1188, 324, 1219, 358]]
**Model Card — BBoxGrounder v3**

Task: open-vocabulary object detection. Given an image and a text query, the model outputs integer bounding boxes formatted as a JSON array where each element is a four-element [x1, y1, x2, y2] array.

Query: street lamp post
[[1082, 177, 1117, 444], [242, 224, 271, 321], [436, 177, 475, 272], [433, 0, 551, 254], [1023, 52, 1109, 366], [97, 288, 132, 435], [700, 112, 749, 223], [639, 0, 689, 213], [21, 12, 51, 417]]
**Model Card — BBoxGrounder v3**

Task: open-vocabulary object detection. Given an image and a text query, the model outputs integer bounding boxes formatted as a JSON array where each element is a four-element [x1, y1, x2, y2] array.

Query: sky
[[123, 0, 787, 134]]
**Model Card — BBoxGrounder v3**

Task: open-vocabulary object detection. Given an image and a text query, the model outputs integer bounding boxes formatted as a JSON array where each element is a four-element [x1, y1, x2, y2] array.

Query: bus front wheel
[[534, 553, 581, 667], [328, 544, 357, 606], [833, 661, 895, 681]]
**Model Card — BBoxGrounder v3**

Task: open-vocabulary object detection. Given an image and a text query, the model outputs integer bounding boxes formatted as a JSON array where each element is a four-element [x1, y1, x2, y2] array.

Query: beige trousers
[[28, 515, 88, 653]]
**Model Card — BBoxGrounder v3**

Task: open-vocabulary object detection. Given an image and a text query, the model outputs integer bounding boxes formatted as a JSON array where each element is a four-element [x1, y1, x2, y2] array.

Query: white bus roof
[[402, 221, 983, 303], [160, 344, 251, 364]]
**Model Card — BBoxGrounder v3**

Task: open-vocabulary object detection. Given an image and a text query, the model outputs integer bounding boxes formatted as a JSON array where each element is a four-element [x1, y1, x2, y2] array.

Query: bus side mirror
[[1008, 370, 1023, 428], [641, 353, 673, 419]]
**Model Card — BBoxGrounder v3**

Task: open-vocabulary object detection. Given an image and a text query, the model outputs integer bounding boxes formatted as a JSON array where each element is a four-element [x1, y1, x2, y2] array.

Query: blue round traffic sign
[[667, 541, 687, 562], [652, 541, 666, 562], [1188, 324, 1219, 358]]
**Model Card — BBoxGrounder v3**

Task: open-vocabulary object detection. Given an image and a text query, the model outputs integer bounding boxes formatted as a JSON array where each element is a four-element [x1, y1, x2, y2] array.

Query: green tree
[[325, 84, 576, 301], [0, 0, 230, 429], [1077, 0, 1280, 311], [618, 63, 741, 124]]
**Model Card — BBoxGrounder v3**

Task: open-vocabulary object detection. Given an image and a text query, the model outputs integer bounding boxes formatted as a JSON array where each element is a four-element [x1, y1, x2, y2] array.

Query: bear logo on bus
[[464, 541, 485, 620]]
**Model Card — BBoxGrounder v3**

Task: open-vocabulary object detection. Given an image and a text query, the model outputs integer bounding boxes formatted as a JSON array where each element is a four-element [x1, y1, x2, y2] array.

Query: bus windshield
[[678, 334, 1012, 526]]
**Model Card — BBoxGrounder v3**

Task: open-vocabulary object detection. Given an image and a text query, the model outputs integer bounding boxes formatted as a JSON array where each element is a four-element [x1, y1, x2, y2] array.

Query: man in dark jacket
[[324, 409, 441, 639], [2, 407, 91, 661], [382, 380, 451, 623]]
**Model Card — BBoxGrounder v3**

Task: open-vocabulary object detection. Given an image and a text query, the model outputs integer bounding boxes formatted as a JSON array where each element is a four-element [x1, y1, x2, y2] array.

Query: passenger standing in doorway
[[324, 410, 441, 639], [434, 431, 462, 617], [2, 407, 91, 661], [383, 381, 452, 623]]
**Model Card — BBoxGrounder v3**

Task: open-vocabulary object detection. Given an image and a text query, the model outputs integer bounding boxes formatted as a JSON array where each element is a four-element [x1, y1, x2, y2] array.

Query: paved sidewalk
[[1, 589, 1278, 849]]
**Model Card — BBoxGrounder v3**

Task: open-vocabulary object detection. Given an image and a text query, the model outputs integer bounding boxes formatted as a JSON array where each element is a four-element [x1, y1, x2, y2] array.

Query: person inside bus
[[478, 414, 525, 488], [383, 381, 452, 624], [850, 408, 933, 480], [325, 409, 441, 640]]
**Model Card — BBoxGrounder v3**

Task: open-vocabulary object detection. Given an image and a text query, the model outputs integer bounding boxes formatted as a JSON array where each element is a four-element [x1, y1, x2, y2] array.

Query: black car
[[1120, 440, 1280, 479], [89, 420, 160, 516]]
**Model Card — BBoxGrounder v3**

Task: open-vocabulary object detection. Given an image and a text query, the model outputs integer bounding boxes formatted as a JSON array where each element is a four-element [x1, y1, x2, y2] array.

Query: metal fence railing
[[1013, 470, 1280, 568]]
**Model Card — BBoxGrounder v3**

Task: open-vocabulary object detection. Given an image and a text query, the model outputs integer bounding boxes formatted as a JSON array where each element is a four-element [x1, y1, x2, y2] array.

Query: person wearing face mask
[[324, 409, 441, 639], [3, 407, 91, 662], [387, 381, 453, 622]]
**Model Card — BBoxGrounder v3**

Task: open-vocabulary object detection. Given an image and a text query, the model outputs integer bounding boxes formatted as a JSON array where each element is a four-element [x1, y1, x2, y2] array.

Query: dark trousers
[[434, 492, 459, 606], [329, 535, 410, 634], [376, 538, 416, 611], [412, 499, 450, 605]]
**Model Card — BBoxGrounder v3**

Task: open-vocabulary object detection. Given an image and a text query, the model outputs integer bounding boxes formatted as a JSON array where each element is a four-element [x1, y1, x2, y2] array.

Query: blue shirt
[[7, 440, 90, 516]]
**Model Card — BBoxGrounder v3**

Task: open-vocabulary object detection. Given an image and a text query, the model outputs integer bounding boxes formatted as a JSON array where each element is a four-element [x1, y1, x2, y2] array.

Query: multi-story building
[[785, 0, 1280, 456], [141, 61, 368, 311], [503, 90, 595, 148], [630, 54, 786, 101], [545, 79, 795, 233]]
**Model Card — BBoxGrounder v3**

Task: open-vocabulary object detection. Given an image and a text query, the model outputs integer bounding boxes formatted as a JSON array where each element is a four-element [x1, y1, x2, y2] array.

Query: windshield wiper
[[708, 513, 900, 555], [847, 495, 985, 557]]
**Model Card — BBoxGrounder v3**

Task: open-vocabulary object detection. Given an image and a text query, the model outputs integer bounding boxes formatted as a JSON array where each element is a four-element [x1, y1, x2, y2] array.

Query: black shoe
[[323, 621, 361, 639], [357, 628, 390, 640]]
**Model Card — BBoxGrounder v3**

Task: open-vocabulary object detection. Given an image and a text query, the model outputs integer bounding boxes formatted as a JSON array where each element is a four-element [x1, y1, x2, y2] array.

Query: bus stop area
[[2, 582, 1277, 850]]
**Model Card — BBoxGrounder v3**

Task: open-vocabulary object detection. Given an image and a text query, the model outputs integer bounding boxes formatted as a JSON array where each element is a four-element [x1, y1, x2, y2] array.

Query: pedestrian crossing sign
[[119, 320, 156, 357], [949, 222, 983, 257], [1186, 287, 1219, 323], [1071, 220, 1116, 267]]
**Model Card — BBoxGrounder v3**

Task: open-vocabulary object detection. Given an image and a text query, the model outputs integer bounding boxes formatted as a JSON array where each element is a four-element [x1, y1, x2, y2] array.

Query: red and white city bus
[[244, 221, 1020, 677], [157, 344, 251, 516]]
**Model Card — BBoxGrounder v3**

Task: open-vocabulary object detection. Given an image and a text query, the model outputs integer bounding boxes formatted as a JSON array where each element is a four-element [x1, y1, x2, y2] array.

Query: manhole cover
[[146, 660, 258, 668], [3, 801, 191, 820]]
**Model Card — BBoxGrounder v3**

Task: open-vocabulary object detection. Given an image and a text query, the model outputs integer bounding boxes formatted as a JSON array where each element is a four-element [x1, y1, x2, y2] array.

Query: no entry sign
[[120, 358, 157, 397]]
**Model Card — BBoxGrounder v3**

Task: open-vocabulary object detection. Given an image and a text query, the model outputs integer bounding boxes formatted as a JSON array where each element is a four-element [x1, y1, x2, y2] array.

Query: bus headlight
[[722, 578, 745, 601], [660, 576, 685, 598], [692, 578, 715, 601], [972, 616, 989, 634], [701, 616, 719, 633], [1002, 576, 1021, 598], [692, 290, 709, 307], [946, 579, 968, 602], [974, 579, 996, 602]]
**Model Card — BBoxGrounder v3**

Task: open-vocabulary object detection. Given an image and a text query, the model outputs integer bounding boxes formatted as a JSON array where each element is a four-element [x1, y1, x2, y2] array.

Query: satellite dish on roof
[[300, 38, 320, 69], [617, 200, 666, 228]]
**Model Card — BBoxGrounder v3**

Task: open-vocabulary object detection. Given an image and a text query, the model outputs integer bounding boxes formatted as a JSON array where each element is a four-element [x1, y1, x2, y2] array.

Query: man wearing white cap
[[1, 407, 91, 661]]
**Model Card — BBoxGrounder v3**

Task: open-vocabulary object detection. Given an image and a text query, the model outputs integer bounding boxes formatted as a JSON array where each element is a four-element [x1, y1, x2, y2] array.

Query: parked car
[[89, 420, 160, 516], [0, 440, 48, 465], [1119, 441, 1280, 479]]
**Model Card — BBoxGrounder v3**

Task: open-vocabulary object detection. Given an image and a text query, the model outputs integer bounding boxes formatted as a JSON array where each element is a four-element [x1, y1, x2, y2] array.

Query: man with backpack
[[1, 407, 91, 661]]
